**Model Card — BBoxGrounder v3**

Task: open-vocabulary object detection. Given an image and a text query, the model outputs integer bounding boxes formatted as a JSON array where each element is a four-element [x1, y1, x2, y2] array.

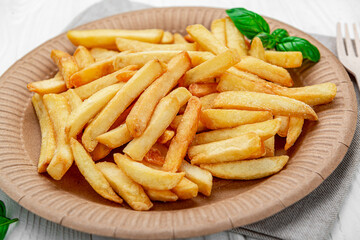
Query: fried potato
[[188, 132, 265, 164], [43, 94, 73, 180], [145, 189, 178, 202], [161, 31, 174, 43], [183, 49, 240, 87], [249, 37, 265, 60], [126, 52, 191, 137], [90, 143, 112, 161], [50, 50, 71, 66], [96, 162, 153, 210], [73, 46, 95, 69], [171, 177, 198, 200], [225, 17, 247, 56], [200, 109, 272, 129], [163, 97, 201, 172], [114, 153, 185, 190], [124, 87, 191, 161], [115, 37, 196, 52], [211, 18, 226, 46], [264, 136, 275, 157], [275, 115, 290, 137], [170, 115, 207, 133], [265, 51, 303, 68], [179, 160, 212, 196], [32, 94, 56, 173], [173, 33, 187, 44], [199, 93, 219, 110], [90, 48, 120, 62], [192, 118, 281, 146], [82, 60, 163, 152], [285, 117, 304, 150], [213, 91, 318, 120], [58, 56, 79, 88], [115, 70, 137, 82], [70, 138, 122, 203], [226, 66, 268, 83], [200, 156, 289, 180], [143, 143, 167, 166], [236, 56, 293, 87], [67, 29, 164, 49], [157, 129, 175, 144], [189, 83, 218, 97], [63, 89, 82, 112], [27, 79, 67, 94], [184, 34, 194, 42], [96, 123, 133, 148]]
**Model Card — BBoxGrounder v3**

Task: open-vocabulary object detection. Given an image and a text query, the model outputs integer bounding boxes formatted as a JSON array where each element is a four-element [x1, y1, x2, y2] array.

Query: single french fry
[[213, 91, 318, 121], [90, 143, 112, 161], [161, 31, 174, 44], [43, 94, 73, 180], [184, 34, 194, 43], [183, 49, 240, 87], [225, 17, 247, 56], [199, 93, 219, 110], [27, 79, 67, 94], [82, 60, 163, 152], [73, 65, 136, 100], [264, 136, 275, 157], [163, 97, 201, 172], [70, 138, 122, 203], [226, 66, 267, 83], [116, 37, 197, 52], [126, 52, 191, 137], [179, 160, 212, 196], [96, 162, 153, 210], [67, 29, 164, 49], [189, 83, 218, 97], [143, 143, 168, 166], [59, 56, 80, 88], [173, 33, 187, 44], [200, 156, 289, 180], [249, 37, 265, 60], [63, 89, 82, 112], [50, 50, 71, 66], [171, 177, 198, 200], [96, 123, 132, 148], [285, 117, 304, 150], [73, 46, 95, 69], [211, 18, 226, 46], [145, 189, 178, 202], [275, 115, 290, 137], [192, 118, 281, 146], [114, 153, 185, 190], [32, 94, 56, 173], [115, 70, 137, 82], [124, 87, 191, 161], [157, 129, 175, 144], [265, 51, 303, 68], [188, 132, 265, 165], [200, 109, 272, 129], [90, 48, 120, 62], [170, 115, 207, 133], [236, 56, 293, 87]]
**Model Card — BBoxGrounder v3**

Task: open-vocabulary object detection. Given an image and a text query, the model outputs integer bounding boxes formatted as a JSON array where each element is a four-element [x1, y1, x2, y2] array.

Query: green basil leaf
[[0, 201, 18, 240], [276, 36, 321, 62], [271, 28, 289, 42], [0, 201, 5, 217], [253, 32, 276, 49], [226, 8, 270, 39]]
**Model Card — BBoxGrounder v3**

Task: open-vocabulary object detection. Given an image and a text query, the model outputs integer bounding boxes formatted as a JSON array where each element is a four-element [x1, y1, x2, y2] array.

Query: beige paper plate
[[0, 7, 357, 239]]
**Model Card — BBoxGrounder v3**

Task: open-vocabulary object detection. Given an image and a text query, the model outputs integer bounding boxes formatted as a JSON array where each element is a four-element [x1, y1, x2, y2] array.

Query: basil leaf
[[226, 8, 270, 39], [276, 36, 321, 62], [271, 28, 289, 42], [0, 202, 5, 217], [253, 32, 276, 49], [0, 201, 18, 240]]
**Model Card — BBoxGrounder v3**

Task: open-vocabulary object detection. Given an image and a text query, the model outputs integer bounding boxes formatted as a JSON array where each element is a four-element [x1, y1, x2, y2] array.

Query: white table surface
[[1, 0, 360, 239]]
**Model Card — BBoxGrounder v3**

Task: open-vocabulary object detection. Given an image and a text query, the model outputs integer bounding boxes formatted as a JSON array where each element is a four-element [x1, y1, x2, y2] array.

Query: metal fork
[[336, 23, 360, 90]]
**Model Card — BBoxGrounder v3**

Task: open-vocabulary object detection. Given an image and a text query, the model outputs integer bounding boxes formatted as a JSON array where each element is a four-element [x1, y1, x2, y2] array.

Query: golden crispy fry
[[143, 143, 168, 166], [73, 46, 95, 69], [200, 109, 272, 129], [173, 33, 187, 44], [200, 156, 289, 180], [184, 34, 194, 42], [211, 18, 226, 46], [249, 37, 265, 60], [186, 24, 227, 55], [67, 29, 164, 49], [225, 17, 247, 56], [213, 91, 318, 120], [189, 83, 218, 97], [90, 48, 120, 62], [63, 89, 82, 112], [285, 117, 304, 150], [275, 115, 290, 137], [96, 162, 153, 210], [58, 56, 79, 88], [67, 83, 123, 138], [116, 37, 197, 52], [236, 56, 293, 87], [264, 136, 275, 157], [114, 153, 185, 190], [157, 129, 175, 144], [265, 51, 303, 68], [124, 87, 191, 161], [73, 65, 136, 100], [82, 60, 163, 152], [183, 49, 240, 87], [70, 138, 122, 203], [115, 70, 137, 82], [43, 94, 73, 180], [32, 94, 56, 173], [192, 119, 281, 145], [145, 189, 178, 202], [179, 160, 212, 196], [188, 132, 265, 164], [126, 52, 191, 137], [226, 66, 267, 83], [50, 50, 71, 66], [163, 97, 201, 172], [171, 177, 198, 200], [170, 115, 207, 133], [199, 93, 219, 110], [161, 31, 174, 44], [96, 123, 132, 148], [90, 143, 112, 161], [27, 79, 67, 95]]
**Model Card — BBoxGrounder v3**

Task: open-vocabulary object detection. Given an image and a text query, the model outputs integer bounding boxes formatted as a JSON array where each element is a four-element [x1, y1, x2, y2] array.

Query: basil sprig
[[0, 201, 18, 240], [226, 8, 320, 62]]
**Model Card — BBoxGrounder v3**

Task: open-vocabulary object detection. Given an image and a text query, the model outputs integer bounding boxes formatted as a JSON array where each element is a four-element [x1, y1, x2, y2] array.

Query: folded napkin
[[67, 1, 360, 239]]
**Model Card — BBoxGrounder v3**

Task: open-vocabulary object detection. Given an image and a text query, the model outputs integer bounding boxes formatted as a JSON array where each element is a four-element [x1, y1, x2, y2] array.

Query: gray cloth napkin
[[67, 1, 360, 239]]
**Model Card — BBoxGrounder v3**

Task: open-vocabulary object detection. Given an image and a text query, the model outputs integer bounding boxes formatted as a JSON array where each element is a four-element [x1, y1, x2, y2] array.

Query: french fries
[[143, 143, 167, 166], [56, 55, 79, 88], [249, 37, 265, 60], [27, 79, 67, 95], [264, 136, 275, 157], [145, 189, 178, 202], [90, 143, 112, 161], [171, 177, 198, 199], [173, 33, 187, 44], [157, 129, 175, 144], [73, 45, 95, 69], [265, 51, 303, 68], [161, 31, 174, 44], [285, 117, 304, 150], [199, 93, 219, 110], [211, 18, 226, 46], [96, 123, 132, 148], [225, 17, 247, 56], [90, 48, 119, 61], [275, 115, 290, 137], [63, 89, 82, 112], [189, 83, 218, 97], [179, 160, 212, 196]]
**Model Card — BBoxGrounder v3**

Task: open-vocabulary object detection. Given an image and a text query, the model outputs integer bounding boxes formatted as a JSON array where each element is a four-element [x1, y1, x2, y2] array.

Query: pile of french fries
[[27, 17, 337, 211]]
